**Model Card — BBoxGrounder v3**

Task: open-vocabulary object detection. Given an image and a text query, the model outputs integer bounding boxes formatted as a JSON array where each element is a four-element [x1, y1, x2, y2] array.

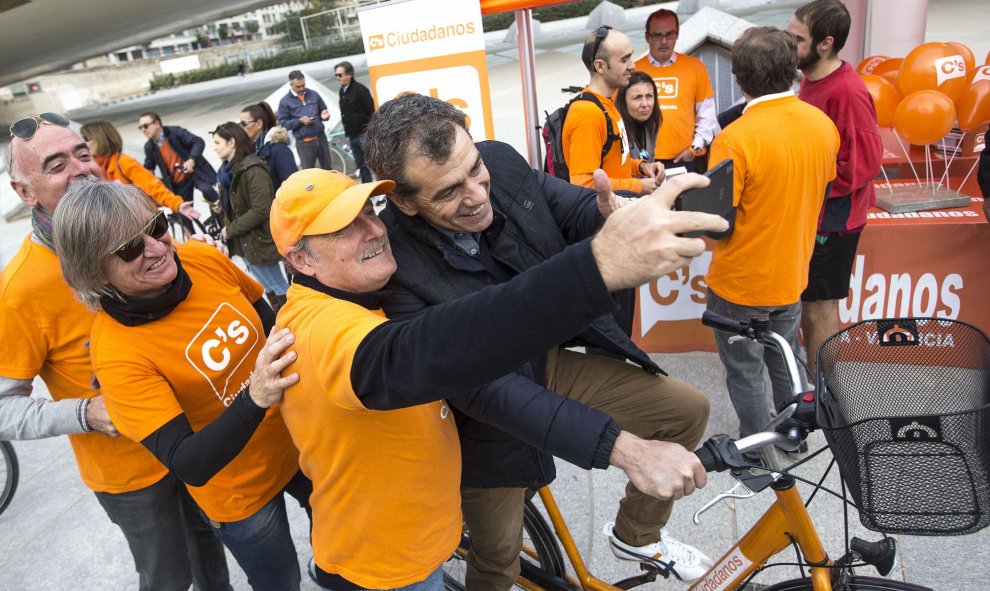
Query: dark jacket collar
[[292, 273, 387, 311]]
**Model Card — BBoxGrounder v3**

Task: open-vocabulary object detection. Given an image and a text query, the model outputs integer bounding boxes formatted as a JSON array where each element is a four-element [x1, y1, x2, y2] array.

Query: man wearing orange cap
[[269, 167, 727, 591]]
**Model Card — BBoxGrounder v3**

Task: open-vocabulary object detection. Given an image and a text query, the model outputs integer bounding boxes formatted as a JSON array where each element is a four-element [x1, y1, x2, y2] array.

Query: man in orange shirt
[[271, 166, 728, 590], [2, 116, 229, 590], [704, 28, 839, 454], [563, 26, 664, 194], [635, 9, 717, 173]]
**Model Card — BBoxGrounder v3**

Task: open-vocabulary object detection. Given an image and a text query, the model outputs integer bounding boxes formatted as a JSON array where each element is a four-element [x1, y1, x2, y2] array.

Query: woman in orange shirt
[[52, 179, 311, 591], [80, 120, 199, 222]]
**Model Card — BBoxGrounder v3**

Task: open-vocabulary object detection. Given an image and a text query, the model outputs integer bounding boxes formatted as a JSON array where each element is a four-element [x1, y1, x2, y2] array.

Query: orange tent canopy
[[480, 0, 574, 15]]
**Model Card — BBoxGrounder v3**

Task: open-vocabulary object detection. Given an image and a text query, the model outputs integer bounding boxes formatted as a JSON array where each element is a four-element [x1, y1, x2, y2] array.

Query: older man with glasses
[[635, 9, 718, 173], [1, 115, 231, 590]]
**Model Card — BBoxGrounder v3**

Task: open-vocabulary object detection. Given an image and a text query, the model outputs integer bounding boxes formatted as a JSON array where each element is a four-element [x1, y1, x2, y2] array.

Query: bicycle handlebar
[[695, 311, 817, 473]]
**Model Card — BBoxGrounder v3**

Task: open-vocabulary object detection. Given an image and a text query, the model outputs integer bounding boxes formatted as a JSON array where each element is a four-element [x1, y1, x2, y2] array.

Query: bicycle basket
[[816, 318, 990, 536]]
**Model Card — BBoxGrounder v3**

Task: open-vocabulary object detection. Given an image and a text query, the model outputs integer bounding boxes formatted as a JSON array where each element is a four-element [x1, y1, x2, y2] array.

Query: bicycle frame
[[527, 475, 833, 591]]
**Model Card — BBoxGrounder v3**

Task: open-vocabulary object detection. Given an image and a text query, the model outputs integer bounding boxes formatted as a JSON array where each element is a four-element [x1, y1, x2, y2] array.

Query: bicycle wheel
[[0, 441, 19, 516], [443, 498, 567, 590], [759, 575, 933, 591], [328, 144, 357, 178]]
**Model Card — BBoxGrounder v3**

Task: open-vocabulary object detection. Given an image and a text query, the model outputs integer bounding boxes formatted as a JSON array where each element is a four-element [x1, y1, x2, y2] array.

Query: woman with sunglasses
[[79, 120, 199, 222], [616, 72, 662, 164], [239, 102, 298, 192], [52, 180, 312, 591], [213, 121, 289, 312]]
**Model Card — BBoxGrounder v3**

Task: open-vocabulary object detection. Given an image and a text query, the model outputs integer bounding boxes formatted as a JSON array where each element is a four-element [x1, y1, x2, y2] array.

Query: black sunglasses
[[591, 26, 612, 63], [10, 112, 70, 140], [110, 211, 169, 262], [137, 123, 154, 131], [239, 119, 257, 127]]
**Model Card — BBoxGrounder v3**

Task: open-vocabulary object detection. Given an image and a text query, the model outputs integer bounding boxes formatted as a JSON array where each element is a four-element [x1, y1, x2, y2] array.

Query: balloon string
[[938, 134, 960, 191], [925, 145, 934, 194], [956, 158, 980, 196], [879, 165, 894, 195], [895, 133, 923, 186]]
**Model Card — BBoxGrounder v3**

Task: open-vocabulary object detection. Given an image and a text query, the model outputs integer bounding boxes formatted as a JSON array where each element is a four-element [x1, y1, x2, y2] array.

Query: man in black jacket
[[335, 61, 376, 183], [366, 94, 715, 589], [139, 111, 219, 205]]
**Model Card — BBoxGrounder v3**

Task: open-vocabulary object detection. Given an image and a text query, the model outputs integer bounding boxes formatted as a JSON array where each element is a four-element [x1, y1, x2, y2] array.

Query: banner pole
[[515, 8, 542, 168]]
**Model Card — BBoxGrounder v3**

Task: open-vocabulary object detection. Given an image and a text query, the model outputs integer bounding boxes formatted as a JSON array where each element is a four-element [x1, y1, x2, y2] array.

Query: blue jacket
[[143, 125, 218, 195], [381, 140, 656, 489], [276, 88, 328, 141], [256, 138, 298, 192]]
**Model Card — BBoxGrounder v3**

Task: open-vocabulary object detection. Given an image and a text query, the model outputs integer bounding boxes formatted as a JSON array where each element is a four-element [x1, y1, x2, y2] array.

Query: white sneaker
[[604, 523, 713, 582]]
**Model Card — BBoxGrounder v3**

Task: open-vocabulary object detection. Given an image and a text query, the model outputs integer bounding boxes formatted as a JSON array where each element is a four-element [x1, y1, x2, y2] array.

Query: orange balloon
[[946, 42, 976, 73], [860, 74, 900, 128], [897, 42, 968, 100], [955, 65, 990, 132], [894, 90, 957, 145], [873, 58, 902, 86], [986, 50, 990, 65], [857, 55, 890, 76]]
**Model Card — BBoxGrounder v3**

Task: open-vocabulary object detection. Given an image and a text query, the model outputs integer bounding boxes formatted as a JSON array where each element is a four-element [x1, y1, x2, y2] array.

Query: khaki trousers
[[462, 348, 710, 591]]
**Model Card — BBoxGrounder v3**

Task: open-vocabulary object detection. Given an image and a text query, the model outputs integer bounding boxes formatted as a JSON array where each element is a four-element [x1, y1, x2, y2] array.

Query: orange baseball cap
[[270, 169, 395, 255]]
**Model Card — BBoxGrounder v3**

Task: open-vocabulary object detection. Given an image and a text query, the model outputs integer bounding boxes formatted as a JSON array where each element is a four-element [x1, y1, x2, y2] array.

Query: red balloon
[[946, 42, 976, 73], [873, 58, 903, 86], [894, 90, 956, 145], [860, 74, 900, 128], [956, 65, 990, 132], [857, 55, 890, 76], [897, 42, 968, 100]]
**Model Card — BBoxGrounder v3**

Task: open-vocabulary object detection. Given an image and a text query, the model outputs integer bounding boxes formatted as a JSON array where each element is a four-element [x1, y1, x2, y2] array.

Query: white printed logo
[[654, 77, 679, 99], [692, 549, 751, 591], [185, 303, 260, 406], [972, 65, 990, 85], [934, 55, 966, 87]]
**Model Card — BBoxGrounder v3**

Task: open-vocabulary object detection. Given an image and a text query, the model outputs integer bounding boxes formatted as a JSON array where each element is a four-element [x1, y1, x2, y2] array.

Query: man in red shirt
[[788, 0, 883, 375]]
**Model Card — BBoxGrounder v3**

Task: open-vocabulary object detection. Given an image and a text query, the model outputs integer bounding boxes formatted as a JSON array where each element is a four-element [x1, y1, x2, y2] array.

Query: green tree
[[218, 23, 229, 43], [245, 20, 260, 37]]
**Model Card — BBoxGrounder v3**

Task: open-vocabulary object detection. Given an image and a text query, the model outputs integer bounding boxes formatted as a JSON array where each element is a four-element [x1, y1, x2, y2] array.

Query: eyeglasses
[[334, 73, 345, 78], [137, 123, 155, 131], [110, 211, 169, 262], [591, 26, 612, 62], [239, 119, 257, 127], [10, 113, 70, 140], [648, 30, 678, 41]]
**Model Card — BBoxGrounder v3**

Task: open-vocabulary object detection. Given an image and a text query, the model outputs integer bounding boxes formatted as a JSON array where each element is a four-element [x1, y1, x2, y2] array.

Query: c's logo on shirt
[[185, 303, 260, 406], [653, 77, 679, 99]]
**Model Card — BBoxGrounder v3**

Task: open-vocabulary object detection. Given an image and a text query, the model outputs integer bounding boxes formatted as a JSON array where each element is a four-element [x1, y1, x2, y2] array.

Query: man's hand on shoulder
[[609, 431, 706, 500], [590, 172, 728, 291]]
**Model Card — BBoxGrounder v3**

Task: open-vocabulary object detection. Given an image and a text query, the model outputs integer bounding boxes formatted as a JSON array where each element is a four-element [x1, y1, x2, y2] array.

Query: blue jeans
[[348, 133, 373, 183], [312, 565, 444, 591], [204, 470, 312, 591], [95, 473, 230, 591], [247, 262, 289, 296], [706, 288, 802, 442]]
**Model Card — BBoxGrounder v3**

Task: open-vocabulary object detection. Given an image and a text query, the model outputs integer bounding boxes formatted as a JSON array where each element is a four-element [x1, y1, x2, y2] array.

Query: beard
[[797, 49, 821, 72]]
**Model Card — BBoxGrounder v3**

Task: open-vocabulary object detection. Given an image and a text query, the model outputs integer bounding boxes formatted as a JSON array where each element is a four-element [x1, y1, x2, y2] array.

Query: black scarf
[[291, 273, 387, 311], [100, 253, 193, 326]]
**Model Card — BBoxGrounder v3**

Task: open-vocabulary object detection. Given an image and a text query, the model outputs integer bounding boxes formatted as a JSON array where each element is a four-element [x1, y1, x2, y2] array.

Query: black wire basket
[[816, 318, 990, 536]]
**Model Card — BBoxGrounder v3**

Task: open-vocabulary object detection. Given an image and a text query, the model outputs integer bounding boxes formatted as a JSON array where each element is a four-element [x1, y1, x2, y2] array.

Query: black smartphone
[[672, 159, 735, 239]]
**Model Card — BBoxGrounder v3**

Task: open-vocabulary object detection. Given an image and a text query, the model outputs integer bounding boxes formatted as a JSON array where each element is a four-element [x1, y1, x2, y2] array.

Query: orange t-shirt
[[158, 139, 190, 184], [0, 236, 167, 494], [706, 93, 840, 306], [278, 283, 461, 590], [562, 88, 644, 193], [98, 152, 186, 213], [634, 53, 715, 160], [91, 241, 299, 521]]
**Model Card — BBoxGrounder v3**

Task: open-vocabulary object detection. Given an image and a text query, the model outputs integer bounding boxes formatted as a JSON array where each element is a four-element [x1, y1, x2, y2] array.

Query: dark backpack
[[542, 92, 622, 181]]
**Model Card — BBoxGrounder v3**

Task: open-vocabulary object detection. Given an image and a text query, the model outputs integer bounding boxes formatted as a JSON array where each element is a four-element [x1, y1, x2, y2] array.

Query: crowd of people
[[5, 1, 962, 590]]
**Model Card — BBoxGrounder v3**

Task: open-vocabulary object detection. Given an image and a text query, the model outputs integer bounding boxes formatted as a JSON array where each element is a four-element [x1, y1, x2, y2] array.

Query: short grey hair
[[293, 235, 321, 261], [53, 179, 160, 309], [363, 93, 468, 199], [3, 141, 21, 182]]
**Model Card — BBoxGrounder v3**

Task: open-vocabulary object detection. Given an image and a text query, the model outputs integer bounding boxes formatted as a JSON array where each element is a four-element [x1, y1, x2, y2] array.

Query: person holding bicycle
[[365, 93, 715, 587], [2, 115, 231, 591]]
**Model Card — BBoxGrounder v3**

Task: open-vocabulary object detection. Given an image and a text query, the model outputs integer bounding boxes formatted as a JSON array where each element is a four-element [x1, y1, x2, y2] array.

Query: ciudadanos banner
[[358, 0, 495, 139]]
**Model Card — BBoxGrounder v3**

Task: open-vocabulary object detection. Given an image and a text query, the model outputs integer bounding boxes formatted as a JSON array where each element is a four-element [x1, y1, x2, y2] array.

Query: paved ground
[[2, 1, 988, 589]]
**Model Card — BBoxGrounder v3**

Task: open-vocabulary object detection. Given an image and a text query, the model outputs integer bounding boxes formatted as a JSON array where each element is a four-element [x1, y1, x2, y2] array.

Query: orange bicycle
[[444, 315, 990, 591]]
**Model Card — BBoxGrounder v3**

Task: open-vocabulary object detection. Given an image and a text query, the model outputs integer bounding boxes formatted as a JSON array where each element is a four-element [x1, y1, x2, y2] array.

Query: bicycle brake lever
[[693, 481, 756, 525]]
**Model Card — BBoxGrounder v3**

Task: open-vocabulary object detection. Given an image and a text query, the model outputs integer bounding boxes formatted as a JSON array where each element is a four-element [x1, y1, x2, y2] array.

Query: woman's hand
[[247, 327, 299, 409]]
